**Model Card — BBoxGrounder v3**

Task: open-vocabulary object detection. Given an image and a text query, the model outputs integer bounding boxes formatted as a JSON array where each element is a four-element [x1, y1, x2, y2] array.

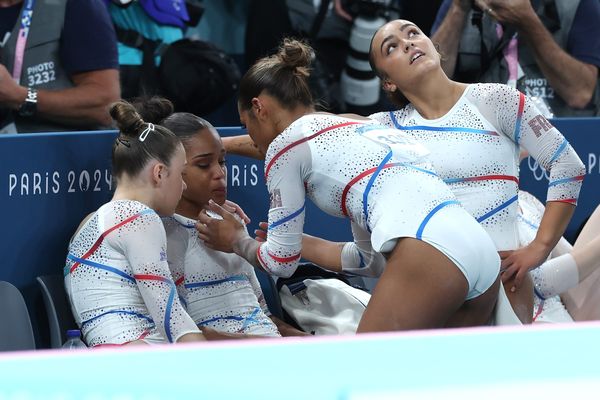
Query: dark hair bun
[[277, 38, 313, 77], [132, 96, 174, 125], [110, 101, 145, 137]]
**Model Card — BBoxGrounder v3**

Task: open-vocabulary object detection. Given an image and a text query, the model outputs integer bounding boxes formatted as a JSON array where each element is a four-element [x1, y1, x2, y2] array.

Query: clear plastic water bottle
[[61, 329, 87, 349]]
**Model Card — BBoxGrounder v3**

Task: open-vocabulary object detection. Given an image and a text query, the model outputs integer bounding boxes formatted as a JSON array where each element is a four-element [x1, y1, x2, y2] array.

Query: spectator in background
[[430, 0, 600, 117], [106, 0, 189, 100], [107, 0, 241, 124], [0, 0, 120, 133], [399, 0, 443, 35], [333, 0, 444, 35], [186, 0, 249, 56], [245, 0, 354, 113]]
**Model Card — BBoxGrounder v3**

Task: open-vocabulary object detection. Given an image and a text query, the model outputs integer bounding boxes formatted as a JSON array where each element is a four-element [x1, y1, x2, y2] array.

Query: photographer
[[0, 0, 119, 133], [430, 0, 600, 117], [246, 0, 400, 114]]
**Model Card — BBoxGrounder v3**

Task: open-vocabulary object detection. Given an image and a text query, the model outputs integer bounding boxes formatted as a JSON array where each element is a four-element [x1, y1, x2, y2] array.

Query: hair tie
[[139, 123, 155, 142]]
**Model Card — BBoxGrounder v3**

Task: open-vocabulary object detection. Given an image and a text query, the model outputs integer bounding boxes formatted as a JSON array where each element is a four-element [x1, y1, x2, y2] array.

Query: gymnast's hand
[[223, 199, 251, 224], [196, 200, 250, 253], [499, 240, 550, 289], [254, 221, 268, 242]]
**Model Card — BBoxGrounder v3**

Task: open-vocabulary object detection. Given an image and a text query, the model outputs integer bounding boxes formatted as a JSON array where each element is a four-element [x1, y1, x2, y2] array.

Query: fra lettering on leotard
[[528, 115, 553, 138], [270, 189, 283, 208]]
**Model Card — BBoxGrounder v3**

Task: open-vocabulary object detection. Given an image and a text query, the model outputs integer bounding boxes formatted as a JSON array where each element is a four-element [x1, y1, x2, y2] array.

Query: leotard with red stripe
[[370, 83, 585, 251], [258, 113, 500, 300], [65, 200, 200, 346]]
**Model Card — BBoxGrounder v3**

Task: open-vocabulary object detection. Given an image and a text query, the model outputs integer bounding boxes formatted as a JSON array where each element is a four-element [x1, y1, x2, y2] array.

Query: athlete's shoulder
[[163, 214, 196, 240], [97, 199, 156, 223], [369, 105, 413, 127], [265, 114, 346, 162], [467, 83, 521, 103]]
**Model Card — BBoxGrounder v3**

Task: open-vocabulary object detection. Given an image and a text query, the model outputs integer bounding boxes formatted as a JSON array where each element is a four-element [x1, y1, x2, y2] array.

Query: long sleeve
[[257, 139, 308, 278], [492, 85, 585, 204]]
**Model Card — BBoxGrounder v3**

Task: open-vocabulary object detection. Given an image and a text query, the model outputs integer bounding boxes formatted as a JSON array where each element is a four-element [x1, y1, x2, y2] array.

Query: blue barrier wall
[[0, 127, 351, 347], [1, 119, 598, 345], [1, 130, 118, 346]]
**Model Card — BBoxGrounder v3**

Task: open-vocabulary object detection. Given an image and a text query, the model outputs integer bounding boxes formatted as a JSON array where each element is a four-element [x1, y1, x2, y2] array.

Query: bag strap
[[309, 0, 332, 39], [471, 10, 516, 80], [184, 0, 204, 27], [475, 0, 544, 79], [114, 26, 161, 50], [114, 26, 170, 57], [275, 263, 352, 292], [114, 26, 164, 95]]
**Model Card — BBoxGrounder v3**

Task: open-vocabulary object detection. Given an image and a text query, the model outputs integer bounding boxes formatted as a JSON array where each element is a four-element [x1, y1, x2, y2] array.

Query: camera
[[339, 0, 398, 114], [341, 0, 395, 18]]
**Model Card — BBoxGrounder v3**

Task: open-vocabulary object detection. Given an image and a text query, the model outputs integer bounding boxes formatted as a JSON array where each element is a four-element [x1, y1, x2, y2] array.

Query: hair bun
[[277, 38, 313, 77], [132, 96, 174, 124], [110, 100, 146, 137]]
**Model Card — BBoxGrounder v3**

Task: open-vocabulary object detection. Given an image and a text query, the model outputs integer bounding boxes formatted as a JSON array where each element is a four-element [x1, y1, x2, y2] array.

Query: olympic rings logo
[[527, 156, 550, 181]]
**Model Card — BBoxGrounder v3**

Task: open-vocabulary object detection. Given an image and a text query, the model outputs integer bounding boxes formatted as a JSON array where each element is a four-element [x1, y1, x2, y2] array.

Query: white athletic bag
[[279, 278, 371, 335]]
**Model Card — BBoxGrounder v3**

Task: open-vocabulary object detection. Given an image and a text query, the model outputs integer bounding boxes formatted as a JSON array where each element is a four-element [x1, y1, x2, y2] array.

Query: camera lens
[[341, 15, 387, 113]]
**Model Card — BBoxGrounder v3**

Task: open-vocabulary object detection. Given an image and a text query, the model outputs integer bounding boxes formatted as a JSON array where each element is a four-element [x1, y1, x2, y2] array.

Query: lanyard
[[12, 0, 36, 84], [496, 24, 519, 88]]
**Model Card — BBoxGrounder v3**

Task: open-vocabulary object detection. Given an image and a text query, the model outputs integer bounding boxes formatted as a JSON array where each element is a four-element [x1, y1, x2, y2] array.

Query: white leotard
[[370, 83, 585, 251], [163, 214, 280, 336], [65, 200, 200, 346], [259, 113, 500, 300]]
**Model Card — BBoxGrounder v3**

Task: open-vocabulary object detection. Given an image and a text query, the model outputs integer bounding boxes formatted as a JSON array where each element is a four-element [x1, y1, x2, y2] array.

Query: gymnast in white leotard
[[138, 103, 304, 337], [65, 101, 204, 346], [198, 39, 501, 331], [369, 83, 584, 252], [353, 19, 586, 324], [221, 21, 585, 324], [163, 213, 280, 336], [368, 20, 585, 295]]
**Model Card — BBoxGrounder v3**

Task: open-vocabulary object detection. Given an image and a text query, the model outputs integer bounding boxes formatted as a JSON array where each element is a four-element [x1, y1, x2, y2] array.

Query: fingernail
[[511, 286, 516, 293]]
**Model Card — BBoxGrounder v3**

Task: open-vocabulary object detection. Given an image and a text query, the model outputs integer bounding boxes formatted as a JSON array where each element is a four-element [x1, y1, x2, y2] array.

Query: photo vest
[[0, 0, 77, 132], [454, 0, 598, 117]]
